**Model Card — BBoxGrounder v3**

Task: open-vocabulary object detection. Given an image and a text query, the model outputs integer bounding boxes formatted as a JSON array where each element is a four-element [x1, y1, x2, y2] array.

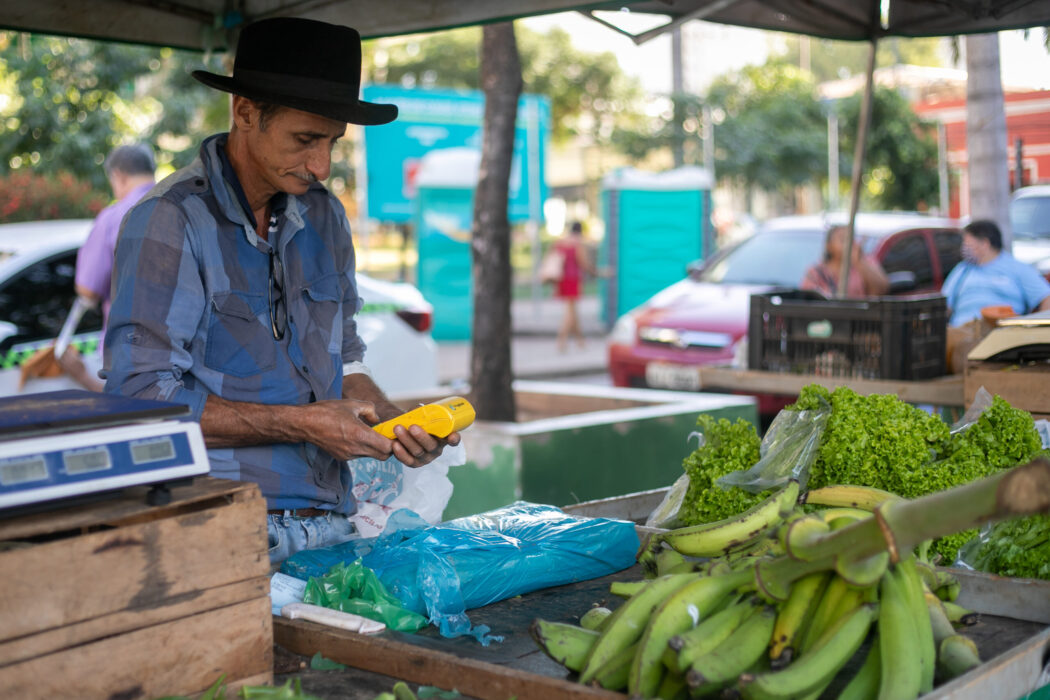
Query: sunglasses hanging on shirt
[[267, 213, 287, 340]]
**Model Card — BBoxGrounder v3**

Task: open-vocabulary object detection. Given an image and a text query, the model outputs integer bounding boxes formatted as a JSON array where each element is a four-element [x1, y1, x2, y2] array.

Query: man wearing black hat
[[104, 18, 459, 563]]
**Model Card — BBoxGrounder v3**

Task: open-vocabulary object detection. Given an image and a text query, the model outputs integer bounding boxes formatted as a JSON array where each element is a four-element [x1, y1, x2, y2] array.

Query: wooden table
[[696, 366, 966, 407]]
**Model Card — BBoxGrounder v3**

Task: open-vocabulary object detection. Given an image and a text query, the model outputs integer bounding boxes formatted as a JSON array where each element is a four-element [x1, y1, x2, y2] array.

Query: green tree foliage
[[612, 91, 706, 166], [705, 62, 827, 198], [0, 32, 227, 191], [369, 25, 645, 145], [837, 87, 939, 210], [519, 26, 645, 146], [778, 35, 946, 83], [371, 29, 481, 90]]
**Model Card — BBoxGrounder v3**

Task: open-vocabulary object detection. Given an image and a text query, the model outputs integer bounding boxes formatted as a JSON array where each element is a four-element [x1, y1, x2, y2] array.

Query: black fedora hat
[[193, 17, 397, 126]]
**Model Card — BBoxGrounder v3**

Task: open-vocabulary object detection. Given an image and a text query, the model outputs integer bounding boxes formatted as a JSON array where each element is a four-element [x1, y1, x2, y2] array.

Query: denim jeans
[[267, 511, 357, 566]]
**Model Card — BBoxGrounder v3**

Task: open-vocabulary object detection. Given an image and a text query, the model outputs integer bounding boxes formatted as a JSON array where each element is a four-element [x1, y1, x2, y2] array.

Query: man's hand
[[55, 346, 104, 392], [300, 398, 394, 461], [339, 371, 458, 466], [388, 424, 461, 468], [199, 393, 460, 467]]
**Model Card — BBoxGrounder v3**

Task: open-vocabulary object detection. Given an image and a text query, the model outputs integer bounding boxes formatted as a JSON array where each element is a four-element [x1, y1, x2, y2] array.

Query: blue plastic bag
[[280, 502, 639, 645]]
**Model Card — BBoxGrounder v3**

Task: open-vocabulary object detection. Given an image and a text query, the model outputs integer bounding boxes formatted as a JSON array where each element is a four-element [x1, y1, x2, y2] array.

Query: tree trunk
[[965, 33, 1012, 248], [470, 23, 521, 421]]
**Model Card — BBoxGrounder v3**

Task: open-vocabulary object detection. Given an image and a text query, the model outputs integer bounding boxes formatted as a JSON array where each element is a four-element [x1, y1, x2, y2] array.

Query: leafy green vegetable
[[798, 386, 950, 495], [960, 514, 1050, 580], [309, 652, 346, 671], [788, 387, 1042, 563], [417, 687, 462, 699], [678, 385, 1044, 567], [678, 415, 766, 525], [152, 676, 323, 700]]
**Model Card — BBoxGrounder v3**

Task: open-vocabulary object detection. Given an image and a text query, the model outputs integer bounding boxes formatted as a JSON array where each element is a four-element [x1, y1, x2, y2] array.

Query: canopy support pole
[[836, 36, 878, 298]]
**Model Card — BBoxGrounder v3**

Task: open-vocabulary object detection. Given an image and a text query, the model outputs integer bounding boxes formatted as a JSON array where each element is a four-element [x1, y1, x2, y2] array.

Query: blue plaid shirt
[[104, 133, 364, 513]]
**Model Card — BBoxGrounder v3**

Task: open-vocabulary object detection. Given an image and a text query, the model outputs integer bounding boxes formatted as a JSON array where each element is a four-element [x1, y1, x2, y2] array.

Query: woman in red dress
[[553, 221, 599, 352]]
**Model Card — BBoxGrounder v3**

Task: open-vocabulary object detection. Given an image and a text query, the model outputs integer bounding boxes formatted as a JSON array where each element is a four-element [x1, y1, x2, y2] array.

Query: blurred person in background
[[58, 143, 156, 391], [549, 221, 603, 352], [800, 224, 889, 298], [941, 219, 1050, 326]]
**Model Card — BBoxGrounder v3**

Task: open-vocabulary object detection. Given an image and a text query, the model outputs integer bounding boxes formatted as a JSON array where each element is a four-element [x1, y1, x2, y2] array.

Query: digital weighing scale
[[968, 310, 1050, 362], [0, 390, 209, 515]]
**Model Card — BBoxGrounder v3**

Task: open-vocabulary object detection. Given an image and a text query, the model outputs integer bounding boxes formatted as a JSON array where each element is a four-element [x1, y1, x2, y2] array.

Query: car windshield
[[697, 229, 828, 286], [1011, 196, 1050, 239]]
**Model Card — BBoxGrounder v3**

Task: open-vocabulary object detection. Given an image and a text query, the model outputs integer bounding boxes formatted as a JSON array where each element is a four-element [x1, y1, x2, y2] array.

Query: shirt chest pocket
[[204, 291, 277, 377], [301, 274, 343, 354]]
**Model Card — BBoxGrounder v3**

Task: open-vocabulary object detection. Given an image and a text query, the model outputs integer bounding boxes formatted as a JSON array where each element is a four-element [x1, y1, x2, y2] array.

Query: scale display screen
[[131, 437, 176, 465], [64, 448, 112, 475], [0, 456, 48, 486], [0, 392, 210, 513]]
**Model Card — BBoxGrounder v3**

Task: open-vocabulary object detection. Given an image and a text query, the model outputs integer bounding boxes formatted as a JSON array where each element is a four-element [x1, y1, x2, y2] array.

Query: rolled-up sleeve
[[104, 197, 211, 420]]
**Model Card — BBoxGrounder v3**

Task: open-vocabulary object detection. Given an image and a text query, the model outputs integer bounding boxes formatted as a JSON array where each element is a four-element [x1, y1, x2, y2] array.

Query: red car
[[606, 213, 962, 416]]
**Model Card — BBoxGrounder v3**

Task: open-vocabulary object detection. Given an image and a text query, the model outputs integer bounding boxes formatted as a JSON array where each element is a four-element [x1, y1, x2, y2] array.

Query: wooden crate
[[965, 359, 1050, 416], [0, 476, 273, 699]]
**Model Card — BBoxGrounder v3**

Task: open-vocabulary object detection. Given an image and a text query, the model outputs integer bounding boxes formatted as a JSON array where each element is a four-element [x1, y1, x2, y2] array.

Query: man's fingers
[[389, 424, 447, 468], [353, 402, 381, 425]]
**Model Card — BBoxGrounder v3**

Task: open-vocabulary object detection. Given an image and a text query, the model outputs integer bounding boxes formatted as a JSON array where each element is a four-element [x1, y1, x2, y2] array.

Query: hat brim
[[193, 70, 397, 126]]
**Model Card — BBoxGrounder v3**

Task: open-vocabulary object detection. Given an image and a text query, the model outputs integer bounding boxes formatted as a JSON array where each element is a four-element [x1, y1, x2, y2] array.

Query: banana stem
[[793, 458, 1050, 565]]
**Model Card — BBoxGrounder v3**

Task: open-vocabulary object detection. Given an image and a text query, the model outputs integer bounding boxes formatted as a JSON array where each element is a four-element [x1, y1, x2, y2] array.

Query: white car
[[1011, 185, 1050, 280], [0, 219, 438, 397]]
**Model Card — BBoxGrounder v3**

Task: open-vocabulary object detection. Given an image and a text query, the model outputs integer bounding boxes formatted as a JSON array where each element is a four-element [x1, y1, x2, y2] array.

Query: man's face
[[242, 103, 347, 196], [962, 232, 990, 263]]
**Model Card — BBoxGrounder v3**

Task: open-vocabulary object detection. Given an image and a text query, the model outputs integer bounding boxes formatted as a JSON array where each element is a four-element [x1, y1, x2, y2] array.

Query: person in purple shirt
[[58, 143, 156, 391]]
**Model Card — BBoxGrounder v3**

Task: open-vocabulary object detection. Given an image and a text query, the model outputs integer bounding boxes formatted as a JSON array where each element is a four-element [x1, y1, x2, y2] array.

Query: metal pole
[[703, 105, 714, 176], [938, 121, 949, 215], [836, 38, 878, 299], [1015, 137, 1024, 190], [526, 97, 544, 319], [672, 26, 684, 168], [828, 111, 839, 211]]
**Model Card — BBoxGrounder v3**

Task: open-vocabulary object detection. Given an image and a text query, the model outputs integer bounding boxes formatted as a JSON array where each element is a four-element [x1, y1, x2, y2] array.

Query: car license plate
[[645, 362, 701, 391]]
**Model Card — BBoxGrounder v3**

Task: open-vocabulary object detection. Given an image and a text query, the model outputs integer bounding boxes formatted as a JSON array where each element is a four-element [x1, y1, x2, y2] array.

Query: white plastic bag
[[390, 441, 463, 523], [347, 443, 464, 536]]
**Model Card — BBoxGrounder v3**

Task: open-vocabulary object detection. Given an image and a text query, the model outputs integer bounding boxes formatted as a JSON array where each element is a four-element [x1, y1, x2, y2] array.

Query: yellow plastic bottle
[[372, 396, 475, 439]]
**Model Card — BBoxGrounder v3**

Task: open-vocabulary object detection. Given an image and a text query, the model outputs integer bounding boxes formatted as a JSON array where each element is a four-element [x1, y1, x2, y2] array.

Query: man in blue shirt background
[[941, 219, 1050, 327]]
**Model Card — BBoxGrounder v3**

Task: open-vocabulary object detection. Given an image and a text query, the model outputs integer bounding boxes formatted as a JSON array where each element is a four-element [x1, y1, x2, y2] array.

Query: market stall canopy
[[4, 1, 1050, 50]]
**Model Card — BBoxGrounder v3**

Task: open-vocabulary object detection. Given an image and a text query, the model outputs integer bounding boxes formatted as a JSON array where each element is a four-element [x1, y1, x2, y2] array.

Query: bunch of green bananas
[[531, 481, 986, 700]]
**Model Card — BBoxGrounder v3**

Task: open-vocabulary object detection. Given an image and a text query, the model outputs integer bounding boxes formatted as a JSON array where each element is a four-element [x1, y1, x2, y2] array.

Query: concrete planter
[[403, 381, 757, 520]]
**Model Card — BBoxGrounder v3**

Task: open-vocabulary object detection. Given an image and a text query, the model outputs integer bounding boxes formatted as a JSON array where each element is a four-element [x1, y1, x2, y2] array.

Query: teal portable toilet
[[414, 148, 479, 341], [600, 166, 714, 326]]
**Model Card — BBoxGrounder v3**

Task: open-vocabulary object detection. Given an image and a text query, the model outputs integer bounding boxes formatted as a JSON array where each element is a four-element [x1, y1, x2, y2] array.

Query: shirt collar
[[213, 134, 286, 230], [124, 181, 155, 202]]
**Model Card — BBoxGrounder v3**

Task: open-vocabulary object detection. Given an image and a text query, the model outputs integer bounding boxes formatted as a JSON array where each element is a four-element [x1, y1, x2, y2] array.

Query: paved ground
[[434, 294, 610, 386]]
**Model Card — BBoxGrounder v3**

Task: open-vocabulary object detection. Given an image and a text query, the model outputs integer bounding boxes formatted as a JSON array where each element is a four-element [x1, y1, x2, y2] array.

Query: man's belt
[[267, 507, 331, 518]]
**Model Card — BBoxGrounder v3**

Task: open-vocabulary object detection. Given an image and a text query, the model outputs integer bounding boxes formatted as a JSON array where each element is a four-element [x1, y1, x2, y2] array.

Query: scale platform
[[969, 310, 1050, 362], [0, 390, 210, 515]]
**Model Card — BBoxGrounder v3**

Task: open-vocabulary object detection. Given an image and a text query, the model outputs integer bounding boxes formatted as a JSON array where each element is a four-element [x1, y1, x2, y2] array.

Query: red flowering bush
[[0, 171, 108, 223]]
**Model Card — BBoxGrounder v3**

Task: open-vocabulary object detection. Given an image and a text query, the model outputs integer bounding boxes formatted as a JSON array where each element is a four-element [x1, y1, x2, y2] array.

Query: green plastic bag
[[303, 559, 428, 632]]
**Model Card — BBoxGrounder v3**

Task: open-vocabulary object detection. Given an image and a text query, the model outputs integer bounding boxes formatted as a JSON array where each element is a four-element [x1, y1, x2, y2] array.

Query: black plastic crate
[[748, 290, 948, 380]]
